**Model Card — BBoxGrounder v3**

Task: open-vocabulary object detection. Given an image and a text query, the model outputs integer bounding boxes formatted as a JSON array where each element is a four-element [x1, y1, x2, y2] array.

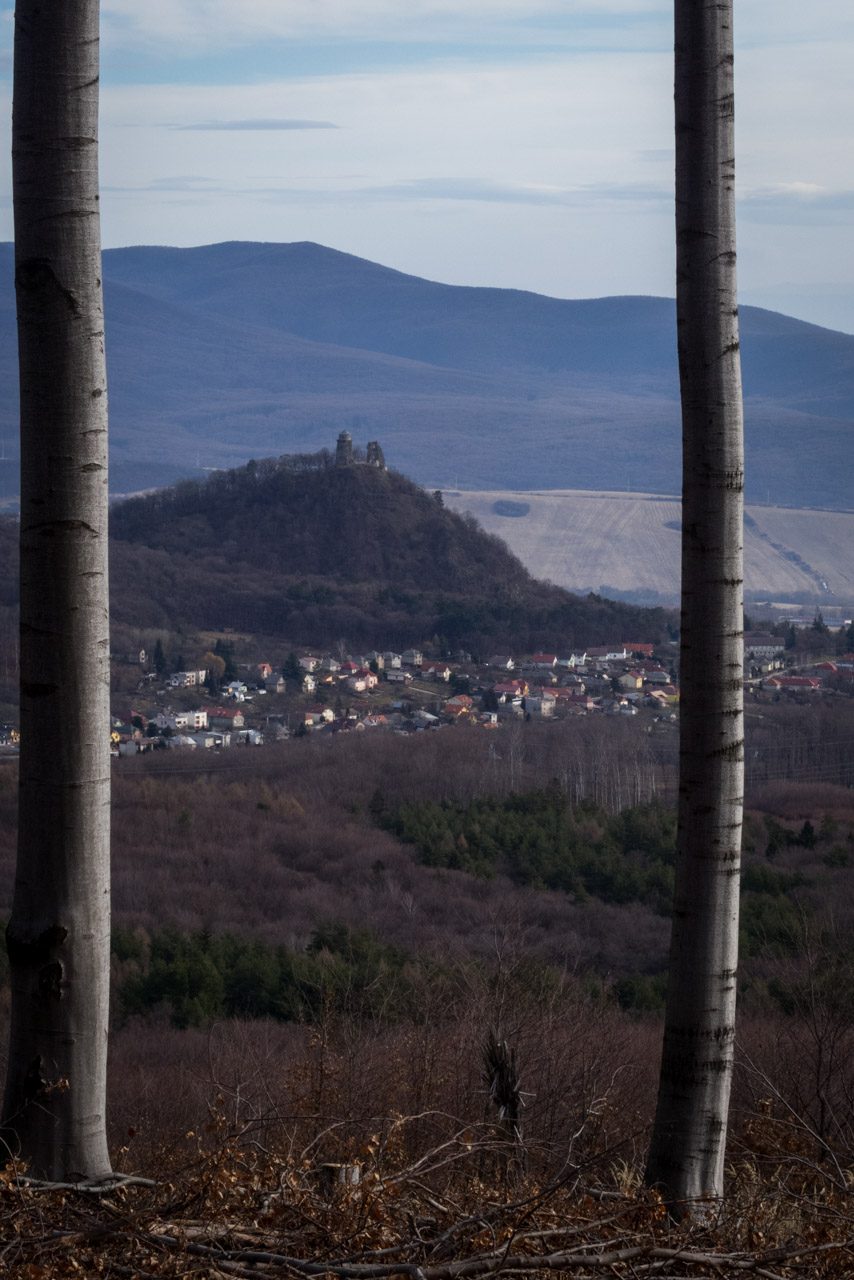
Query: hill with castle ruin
[[104, 447, 672, 651]]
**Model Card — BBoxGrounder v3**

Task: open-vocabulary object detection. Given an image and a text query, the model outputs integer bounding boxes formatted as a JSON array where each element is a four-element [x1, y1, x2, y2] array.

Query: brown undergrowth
[[2, 1111, 854, 1278], [4, 1010, 854, 1278]]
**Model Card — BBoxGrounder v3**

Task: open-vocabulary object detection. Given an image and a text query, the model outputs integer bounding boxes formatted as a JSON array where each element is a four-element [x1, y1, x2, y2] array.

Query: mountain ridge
[[0, 240, 851, 506]]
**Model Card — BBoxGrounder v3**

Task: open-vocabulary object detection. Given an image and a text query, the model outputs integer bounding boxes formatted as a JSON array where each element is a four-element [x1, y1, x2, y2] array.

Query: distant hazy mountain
[[0, 240, 851, 506]]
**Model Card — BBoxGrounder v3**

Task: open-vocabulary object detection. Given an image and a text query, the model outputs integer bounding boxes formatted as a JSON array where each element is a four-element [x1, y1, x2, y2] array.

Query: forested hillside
[[106, 454, 673, 650]]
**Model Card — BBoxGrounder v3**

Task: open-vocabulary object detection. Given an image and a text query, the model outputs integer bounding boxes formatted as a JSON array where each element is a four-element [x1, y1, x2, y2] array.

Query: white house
[[169, 669, 207, 687]]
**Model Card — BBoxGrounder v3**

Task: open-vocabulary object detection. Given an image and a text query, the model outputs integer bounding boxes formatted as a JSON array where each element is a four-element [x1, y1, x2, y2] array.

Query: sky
[[1, 0, 853, 332]]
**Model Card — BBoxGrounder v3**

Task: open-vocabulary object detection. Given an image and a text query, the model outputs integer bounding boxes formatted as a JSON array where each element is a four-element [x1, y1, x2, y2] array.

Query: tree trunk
[[645, 0, 744, 1205], [1, 0, 112, 1180]]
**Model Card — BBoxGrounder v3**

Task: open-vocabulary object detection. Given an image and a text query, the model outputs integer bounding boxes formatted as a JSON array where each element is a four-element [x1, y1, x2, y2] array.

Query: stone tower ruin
[[335, 431, 353, 466], [366, 441, 386, 469]]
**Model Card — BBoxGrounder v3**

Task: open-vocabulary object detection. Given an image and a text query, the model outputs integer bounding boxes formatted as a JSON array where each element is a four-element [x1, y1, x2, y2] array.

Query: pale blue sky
[[1, 0, 852, 331]]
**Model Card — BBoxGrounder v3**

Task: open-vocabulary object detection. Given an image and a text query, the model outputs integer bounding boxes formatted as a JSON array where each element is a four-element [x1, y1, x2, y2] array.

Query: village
[[87, 625, 853, 756]]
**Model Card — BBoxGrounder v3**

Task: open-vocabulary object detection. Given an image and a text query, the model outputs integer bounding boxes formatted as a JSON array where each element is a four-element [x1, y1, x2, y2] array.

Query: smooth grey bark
[[1, 0, 112, 1179], [645, 0, 744, 1204]]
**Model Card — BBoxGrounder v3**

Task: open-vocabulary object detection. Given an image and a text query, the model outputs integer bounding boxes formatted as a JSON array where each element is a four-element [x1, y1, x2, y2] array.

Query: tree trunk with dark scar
[[2, 0, 112, 1181]]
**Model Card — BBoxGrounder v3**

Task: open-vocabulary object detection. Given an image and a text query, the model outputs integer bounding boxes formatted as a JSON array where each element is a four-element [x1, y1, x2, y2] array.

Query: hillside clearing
[[446, 489, 854, 606]]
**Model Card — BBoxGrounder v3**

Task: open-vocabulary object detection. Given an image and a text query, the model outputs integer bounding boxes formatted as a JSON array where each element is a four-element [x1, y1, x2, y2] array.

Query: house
[[778, 676, 821, 692], [622, 643, 654, 658], [365, 651, 385, 669], [383, 652, 402, 668], [604, 696, 630, 715], [556, 652, 587, 668], [151, 713, 179, 734], [182, 709, 209, 730], [587, 646, 628, 663], [640, 665, 670, 684], [646, 690, 670, 708], [169, 669, 206, 688], [526, 691, 556, 718], [321, 657, 341, 673], [493, 680, 528, 701], [444, 695, 477, 722], [209, 706, 245, 728], [112, 724, 143, 744], [307, 703, 335, 723], [556, 690, 597, 711], [489, 655, 515, 670], [256, 663, 272, 680], [299, 656, 319, 672], [619, 671, 644, 692], [386, 669, 412, 684], [302, 674, 317, 694], [346, 675, 368, 693], [360, 714, 389, 729], [401, 648, 423, 667], [528, 653, 557, 669], [422, 663, 452, 682], [354, 667, 379, 689], [744, 633, 784, 659]]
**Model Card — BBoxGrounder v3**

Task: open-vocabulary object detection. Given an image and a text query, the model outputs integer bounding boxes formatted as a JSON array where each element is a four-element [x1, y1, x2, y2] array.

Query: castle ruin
[[335, 431, 386, 470], [335, 431, 353, 466]]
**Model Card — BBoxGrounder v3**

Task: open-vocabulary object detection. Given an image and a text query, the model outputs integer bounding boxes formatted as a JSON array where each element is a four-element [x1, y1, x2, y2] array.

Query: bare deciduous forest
[[2, 709, 854, 1272]]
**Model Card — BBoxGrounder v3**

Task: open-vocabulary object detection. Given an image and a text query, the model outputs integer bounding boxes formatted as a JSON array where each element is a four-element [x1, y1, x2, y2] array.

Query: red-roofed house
[[209, 706, 245, 728], [493, 680, 528, 701], [444, 694, 475, 719], [529, 653, 557, 668]]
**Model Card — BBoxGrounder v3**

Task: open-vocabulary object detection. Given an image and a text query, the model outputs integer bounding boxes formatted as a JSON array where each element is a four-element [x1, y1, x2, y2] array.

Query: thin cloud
[[100, 0, 668, 51], [347, 177, 672, 207], [172, 118, 339, 131], [739, 184, 854, 223]]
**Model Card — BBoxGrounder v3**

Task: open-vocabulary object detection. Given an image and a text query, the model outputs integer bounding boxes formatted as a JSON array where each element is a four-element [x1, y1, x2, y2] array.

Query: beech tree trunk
[[645, 0, 744, 1205], [1, 0, 112, 1180]]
